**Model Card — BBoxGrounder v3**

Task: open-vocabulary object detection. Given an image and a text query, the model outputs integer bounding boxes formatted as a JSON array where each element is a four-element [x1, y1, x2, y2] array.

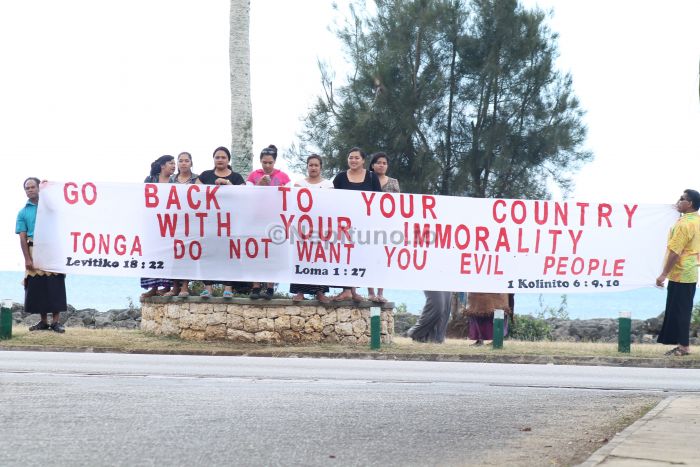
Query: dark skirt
[[25, 274, 67, 315], [203, 281, 252, 293], [468, 316, 509, 341], [407, 291, 452, 343], [289, 283, 330, 295], [657, 281, 696, 346]]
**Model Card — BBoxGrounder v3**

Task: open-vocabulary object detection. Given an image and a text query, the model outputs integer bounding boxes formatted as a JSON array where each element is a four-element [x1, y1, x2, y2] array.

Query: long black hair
[[149, 155, 174, 177]]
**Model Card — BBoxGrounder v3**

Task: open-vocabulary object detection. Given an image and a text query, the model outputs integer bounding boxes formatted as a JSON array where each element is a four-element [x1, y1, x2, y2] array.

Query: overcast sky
[[1, 0, 699, 272]]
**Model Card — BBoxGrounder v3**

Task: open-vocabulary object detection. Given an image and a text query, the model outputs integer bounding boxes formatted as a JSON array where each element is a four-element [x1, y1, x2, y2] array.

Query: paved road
[[1, 351, 699, 466]]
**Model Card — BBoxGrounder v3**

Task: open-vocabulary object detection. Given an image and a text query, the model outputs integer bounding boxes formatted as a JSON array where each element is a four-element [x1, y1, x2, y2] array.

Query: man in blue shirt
[[16, 177, 67, 333]]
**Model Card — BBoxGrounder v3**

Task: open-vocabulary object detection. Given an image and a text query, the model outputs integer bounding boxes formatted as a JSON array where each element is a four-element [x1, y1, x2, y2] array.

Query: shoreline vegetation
[[2, 327, 699, 369]]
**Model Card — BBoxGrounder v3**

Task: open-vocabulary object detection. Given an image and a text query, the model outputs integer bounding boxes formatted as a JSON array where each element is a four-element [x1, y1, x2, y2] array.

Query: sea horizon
[[1, 270, 694, 320]]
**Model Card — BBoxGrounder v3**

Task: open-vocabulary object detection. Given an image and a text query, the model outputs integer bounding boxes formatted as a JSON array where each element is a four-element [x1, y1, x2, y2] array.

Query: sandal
[[377, 296, 388, 303], [223, 290, 233, 299], [664, 346, 680, 356], [200, 290, 211, 298], [178, 290, 190, 298], [29, 321, 50, 331], [351, 293, 364, 303], [162, 290, 177, 297], [671, 348, 690, 357]]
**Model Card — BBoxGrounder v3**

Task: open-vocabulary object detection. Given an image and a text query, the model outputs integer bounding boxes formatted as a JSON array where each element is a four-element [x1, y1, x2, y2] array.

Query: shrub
[[393, 303, 417, 335], [509, 314, 552, 341]]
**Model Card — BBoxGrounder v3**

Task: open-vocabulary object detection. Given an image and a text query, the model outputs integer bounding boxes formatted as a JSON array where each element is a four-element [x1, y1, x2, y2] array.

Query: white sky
[[1, 0, 699, 272]]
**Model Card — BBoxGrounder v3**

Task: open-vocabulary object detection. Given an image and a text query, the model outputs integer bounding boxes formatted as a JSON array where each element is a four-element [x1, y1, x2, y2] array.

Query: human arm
[[19, 231, 33, 270], [656, 250, 681, 286]]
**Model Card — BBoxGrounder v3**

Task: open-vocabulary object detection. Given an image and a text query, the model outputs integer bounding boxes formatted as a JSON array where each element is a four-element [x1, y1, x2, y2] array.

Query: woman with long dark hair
[[332, 147, 382, 302], [196, 147, 245, 298], [289, 154, 332, 303], [247, 145, 291, 299], [367, 151, 400, 303], [140, 156, 176, 299]]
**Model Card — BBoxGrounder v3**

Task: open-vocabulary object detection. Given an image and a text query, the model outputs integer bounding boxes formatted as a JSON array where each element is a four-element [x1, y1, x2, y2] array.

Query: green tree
[[298, 0, 591, 198]]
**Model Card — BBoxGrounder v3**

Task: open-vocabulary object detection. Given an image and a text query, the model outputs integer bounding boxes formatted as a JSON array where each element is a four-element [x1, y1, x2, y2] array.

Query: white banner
[[33, 181, 678, 293]]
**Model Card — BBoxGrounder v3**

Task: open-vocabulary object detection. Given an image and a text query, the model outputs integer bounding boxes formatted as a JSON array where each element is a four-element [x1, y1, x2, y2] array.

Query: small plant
[[537, 294, 569, 320], [691, 303, 700, 336], [126, 296, 140, 312]]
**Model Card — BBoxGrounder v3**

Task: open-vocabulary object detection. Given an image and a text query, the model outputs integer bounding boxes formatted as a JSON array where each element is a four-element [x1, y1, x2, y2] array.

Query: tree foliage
[[297, 0, 592, 198]]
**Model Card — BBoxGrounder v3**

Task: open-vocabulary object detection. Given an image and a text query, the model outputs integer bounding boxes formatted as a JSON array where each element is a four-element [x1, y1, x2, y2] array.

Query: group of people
[[16, 149, 700, 352], [139, 145, 400, 304]]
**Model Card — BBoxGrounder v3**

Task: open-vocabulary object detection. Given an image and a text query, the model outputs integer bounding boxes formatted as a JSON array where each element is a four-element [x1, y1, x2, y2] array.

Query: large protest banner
[[33, 181, 678, 293]]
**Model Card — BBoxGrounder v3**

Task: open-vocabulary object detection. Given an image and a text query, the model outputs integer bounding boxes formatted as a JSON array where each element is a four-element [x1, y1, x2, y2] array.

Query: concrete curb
[[1, 345, 700, 368], [576, 396, 676, 467]]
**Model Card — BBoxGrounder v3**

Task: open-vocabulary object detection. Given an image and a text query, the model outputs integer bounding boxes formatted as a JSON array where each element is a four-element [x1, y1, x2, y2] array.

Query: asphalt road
[[2, 351, 699, 466]]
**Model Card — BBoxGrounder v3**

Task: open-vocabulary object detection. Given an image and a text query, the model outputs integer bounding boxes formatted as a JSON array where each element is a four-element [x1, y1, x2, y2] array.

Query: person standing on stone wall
[[656, 189, 700, 357], [16, 177, 67, 333]]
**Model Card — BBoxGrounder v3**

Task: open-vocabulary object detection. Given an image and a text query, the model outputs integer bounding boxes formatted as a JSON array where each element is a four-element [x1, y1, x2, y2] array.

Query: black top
[[198, 169, 245, 186], [333, 170, 382, 191]]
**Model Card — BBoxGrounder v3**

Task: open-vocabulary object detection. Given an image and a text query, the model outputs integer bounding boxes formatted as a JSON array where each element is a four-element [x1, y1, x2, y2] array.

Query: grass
[[2, 326, 698, 367]]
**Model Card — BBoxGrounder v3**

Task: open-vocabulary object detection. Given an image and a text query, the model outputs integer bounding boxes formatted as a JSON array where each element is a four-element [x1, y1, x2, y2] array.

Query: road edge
[[576, 396, 676, 467]]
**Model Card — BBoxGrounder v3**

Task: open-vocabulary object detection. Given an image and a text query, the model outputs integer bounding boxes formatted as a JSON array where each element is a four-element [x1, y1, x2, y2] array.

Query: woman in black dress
[[332, 147, 382, 302], [196, 147, 245, 298]]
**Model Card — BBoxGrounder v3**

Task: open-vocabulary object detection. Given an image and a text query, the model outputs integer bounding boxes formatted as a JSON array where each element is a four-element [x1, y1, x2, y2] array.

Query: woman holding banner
[[247, 145, 291, 300], [367, 152, 400, 303], [141, 155, 176, 299], [289, 154, 332, 303], [165, 151, 199, 297], [332, 147, 382, 302], [196, 147, 245, 298]]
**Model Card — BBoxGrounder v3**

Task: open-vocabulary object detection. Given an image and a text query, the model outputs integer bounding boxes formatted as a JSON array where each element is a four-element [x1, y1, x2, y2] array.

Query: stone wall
[[140, 297, 394, 345]]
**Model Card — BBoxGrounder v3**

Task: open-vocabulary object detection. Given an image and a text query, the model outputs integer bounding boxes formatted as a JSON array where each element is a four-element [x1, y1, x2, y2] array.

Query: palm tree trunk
[[230, 0, 253, 174]]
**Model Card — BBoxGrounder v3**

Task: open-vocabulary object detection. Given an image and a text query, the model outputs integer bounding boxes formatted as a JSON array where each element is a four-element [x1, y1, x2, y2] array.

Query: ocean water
[[0, 270, 695, 320]]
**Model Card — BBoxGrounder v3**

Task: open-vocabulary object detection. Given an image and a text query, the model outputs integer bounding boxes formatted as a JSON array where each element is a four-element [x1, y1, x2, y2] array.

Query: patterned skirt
[[140, 278, 173, 290]]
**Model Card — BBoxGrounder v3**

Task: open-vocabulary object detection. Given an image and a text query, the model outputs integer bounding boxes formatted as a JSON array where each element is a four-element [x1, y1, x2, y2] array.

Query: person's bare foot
[[315, 291, 330, 303], [140, 288, 158, 300], [333, 290, 353, 301]]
